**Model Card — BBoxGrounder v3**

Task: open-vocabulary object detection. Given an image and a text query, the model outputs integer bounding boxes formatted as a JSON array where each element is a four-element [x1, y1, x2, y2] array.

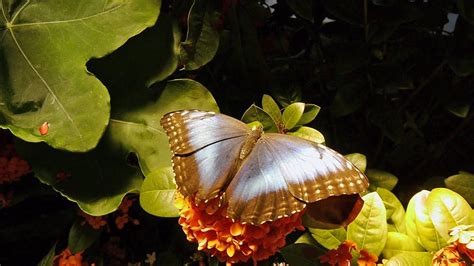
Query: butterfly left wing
[[226, 133, 368, 224]]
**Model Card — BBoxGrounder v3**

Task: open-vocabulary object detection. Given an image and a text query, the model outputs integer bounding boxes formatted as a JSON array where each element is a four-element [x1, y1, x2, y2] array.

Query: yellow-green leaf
[[282, 102, 305, 130], [382, 232, 425, 259], [288, 126, 325, 144], [344, 153, 367, 173], [140, 167, 179, 217]]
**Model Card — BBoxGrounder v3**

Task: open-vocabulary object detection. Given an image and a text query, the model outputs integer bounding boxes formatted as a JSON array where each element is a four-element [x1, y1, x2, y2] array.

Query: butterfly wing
[[226, 133, 368, 224], [161, 110, 250, 200]]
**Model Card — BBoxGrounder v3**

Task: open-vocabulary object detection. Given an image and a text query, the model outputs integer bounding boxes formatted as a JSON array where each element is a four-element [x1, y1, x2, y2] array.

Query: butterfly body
[[161, 110, 369, 225]]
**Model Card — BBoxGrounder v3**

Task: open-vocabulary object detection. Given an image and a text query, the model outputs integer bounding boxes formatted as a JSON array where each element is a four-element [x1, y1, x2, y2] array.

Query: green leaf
[[38, 243, 56, 266], [382, 232, 425, 259], [261, 94, 282, 124], [286, 0, 313, 22], [281, 243, 325, 266], [241, 104, 278, 133], [347, 192, 387, 256], [366, 169, 398, 191], [309, 227, 347, 250], [68, 220, 101, 254], [15, 138, 143, 216], [445, 172, 474, 204], [298, 104, 321, 125], [88, 13, 181, 88], [180, 0, 220, 70], [405, 190, 447, 251], [377, 188, 406, 234], [296, 232, 319, 246], [384, 251, 433, 266], [427, 188, 474, 241], [344, 153, 367, 173], [282, 102, 305, 130], [140, 167, 179, 217], [288, 126, 325, 144], [0, 0, 160, 152], [108, 79, 219, 176]]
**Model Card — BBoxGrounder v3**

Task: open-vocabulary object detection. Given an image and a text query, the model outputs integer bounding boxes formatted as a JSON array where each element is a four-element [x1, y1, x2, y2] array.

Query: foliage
[[0, 0, 473, 265]]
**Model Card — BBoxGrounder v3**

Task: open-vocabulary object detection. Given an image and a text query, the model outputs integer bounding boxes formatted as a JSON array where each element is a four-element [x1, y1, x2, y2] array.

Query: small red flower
[[357, 249, 378, 266], [175, 193, 304, 264], [319, 240, 356, 266], [78, 211, 107, 230], [54, 248, 91, 266]]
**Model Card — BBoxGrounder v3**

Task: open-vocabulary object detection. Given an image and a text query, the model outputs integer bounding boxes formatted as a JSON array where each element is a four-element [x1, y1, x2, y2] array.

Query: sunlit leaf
[[298, 104, 321, 125], [382, 232, 425, 259], [261, 94, 282, 124], [282, 102, 305, 130], [347, 192, 387, 256], [288, 126, 325, 144], [309, 227, 346, 250], [140, 167, 179, 217], [384, 251, 433, 266], [377, 188, 406, 233], [405, 190, 447, 251], [0, 0, 160, 152], [241, 104, 278, 133], [344, 153, 367, 173]]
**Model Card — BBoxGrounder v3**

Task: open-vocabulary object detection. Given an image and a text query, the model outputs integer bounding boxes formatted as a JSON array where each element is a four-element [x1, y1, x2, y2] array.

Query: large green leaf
[[15, 138, 143, 216], [427, 188, 474, 240], [445, 172, 474, 204], [297, 104, 321, 125], [384, 251, 433, 266], [309, 227, 346, 250], [261, 94, 282, 124], [282, 102, 305, 130], [382, 232, 425, 259], [0, 0, 160, 152], [405, 190, 447, 251], [180, 0, 220, 70], [347, 192, 387, 256], [377, 188, 406, 233], [108, 79, 219, 176], [140, 167, 179, 217], [288, 126, 325, 144], [88, 13, 181, 88]]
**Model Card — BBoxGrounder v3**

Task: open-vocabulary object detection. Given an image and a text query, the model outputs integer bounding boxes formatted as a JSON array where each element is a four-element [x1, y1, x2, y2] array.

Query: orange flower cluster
[[433, 225, 474, 265], [0, 145, 30, 185], [175, 193, 305, 264], [55, 248, 94, 266], [319, 240, 378, 266], [79, 197, 139, 230]]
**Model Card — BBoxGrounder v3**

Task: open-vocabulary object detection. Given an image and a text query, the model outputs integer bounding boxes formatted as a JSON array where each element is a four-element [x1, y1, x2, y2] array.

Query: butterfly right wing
[[160, 110, 250, 200]]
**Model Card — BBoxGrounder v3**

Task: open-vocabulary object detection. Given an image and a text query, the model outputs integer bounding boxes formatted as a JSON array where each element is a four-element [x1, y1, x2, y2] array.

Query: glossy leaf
[[288, 126, 325, 144], [68, 220, 101, 254], [366, 169, 398, 191], [382, 232, 425, 259], [180, 0, 220, 70], [309, 227, 346, 250], [377, 188, 406, 233], [282, 102, 305, 130], [344, 153, 367, 173], [384, 251, 433, 266], [261, 94, 282, 124], [298, 104, 321, 125], [140, 167, 179, 217], [108, 79, 219, 176], [15, 139, 143, 216], [241, 104, 278, 133], [445, 172, 474, 204], [0, 0, 160, 152], [347, 192, 387, 256], [405, 190, 447, 251], [296, 232, 319, 245], [281, 243, 325, 266], [427, 188, 474, 240]]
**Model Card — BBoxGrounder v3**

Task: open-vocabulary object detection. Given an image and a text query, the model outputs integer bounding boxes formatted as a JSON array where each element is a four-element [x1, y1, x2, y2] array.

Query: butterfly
[[161, 110, 369, 225]]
